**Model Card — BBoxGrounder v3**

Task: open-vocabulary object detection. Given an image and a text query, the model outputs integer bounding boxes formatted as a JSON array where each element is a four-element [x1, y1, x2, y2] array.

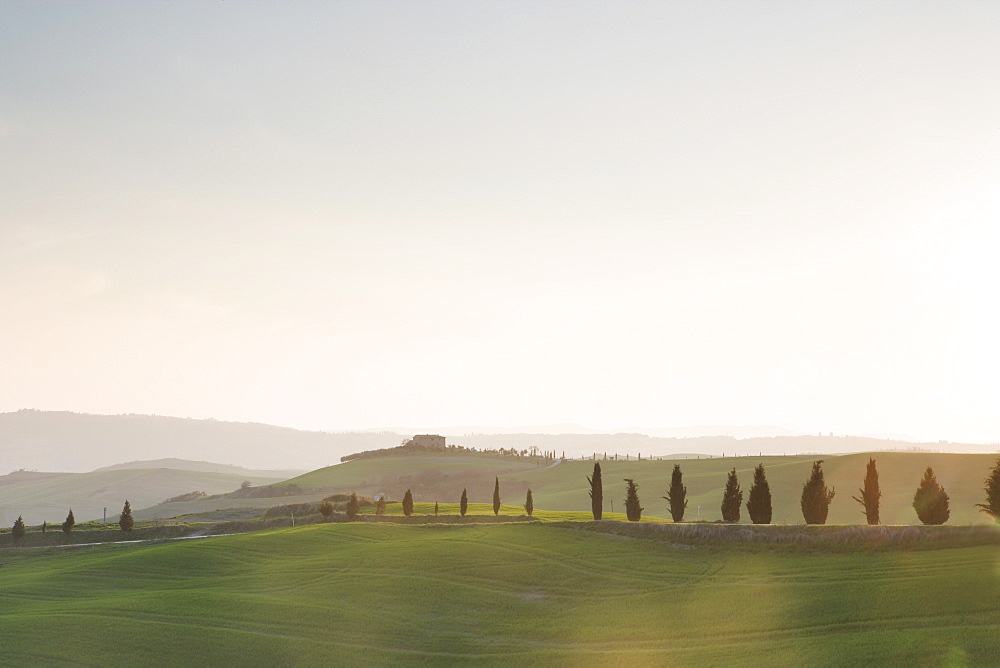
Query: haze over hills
[[3, 410, 997, 474]]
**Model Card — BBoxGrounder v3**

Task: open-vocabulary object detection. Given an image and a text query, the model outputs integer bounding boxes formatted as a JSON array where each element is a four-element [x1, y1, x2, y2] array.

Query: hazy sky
[[2, 1, 999, 442]]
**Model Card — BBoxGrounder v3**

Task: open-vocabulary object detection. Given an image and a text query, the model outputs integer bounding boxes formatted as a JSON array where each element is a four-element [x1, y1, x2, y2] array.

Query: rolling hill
[[1, 522, 996, 664]]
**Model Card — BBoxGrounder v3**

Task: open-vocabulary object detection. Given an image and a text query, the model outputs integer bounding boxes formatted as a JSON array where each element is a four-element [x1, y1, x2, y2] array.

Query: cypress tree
[[747, 463, 772, 524], [119, 500, 134, 532], [663, 464, 688, 522], [721, 468, 742, 523], [62, 509, 75, 535], [913, 467, 950, 525], [524, 489, 534, 517], [12, 515, 26, 539], [402, 489, 414, 517], [460, 488, 468, 516], [975, 456, 1000, 522], [624, 478, 643, 521], [851, 458, 881, 525], [320, 500, 335, 520], [587, 462, 603, 520], [801, 460, 836, 524], [434, 501, 439, 516], [42, 521, 47, 534], [492, 477, 501, 516], [375, 496, 386, 519], [346, 492, 360, 520]]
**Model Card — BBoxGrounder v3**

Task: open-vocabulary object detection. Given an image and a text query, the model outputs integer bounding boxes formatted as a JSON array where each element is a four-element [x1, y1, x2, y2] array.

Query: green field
[[1, 522, 997, 666]]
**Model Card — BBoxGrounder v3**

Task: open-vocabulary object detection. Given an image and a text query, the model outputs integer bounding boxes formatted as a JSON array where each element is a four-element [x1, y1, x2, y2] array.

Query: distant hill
[[0, 464, 295, 526], [0, 410, 403, 471], [93, 458, 305, 478]]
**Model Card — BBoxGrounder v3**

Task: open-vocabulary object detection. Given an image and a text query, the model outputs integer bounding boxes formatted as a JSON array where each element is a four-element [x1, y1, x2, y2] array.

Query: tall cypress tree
[[119, 500, 134, 532], [346, 492, 360, 520], [374, 497, 386, 519], [663, 464, 687, 522], [62, 509, 75, 535], [721, 468, 742, 523], [12, 515, 26, 539], [524, 489, 534, 517], [747, 463, 772, 524], [460, 488, 468, 516], [492, 477, 501, 515], [975, 456, 1000, 522], [434, 501, 439, 516], [624, 478, 643, 522], [402, 489, 414, 517], [913, 467, 950, 525], [851, 458, 881, 525], [587, 462, 603, 520], [801, 460, 836, 524]]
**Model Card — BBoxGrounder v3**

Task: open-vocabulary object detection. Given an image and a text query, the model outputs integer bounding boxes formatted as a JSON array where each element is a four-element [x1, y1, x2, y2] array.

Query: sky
[[2, 1, 1000, 443]]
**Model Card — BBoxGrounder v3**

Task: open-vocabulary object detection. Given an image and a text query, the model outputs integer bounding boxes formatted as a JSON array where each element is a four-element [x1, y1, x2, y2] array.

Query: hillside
[[93, 458, 305, 478], [1, 523, 996, 664], [277, 451, 1000, 525], [0, 467, 291, 526]]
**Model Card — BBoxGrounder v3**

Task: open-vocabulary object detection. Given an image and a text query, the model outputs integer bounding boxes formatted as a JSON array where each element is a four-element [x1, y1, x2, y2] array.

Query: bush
[[746, 463, 772, 524], [801, 460, 835, 524], [119, 500, 134, 532], [346, 492, 360, 520], [852, 457, 881, 525], [975, 456, 1000, 522], [663, 465, 688, 522], [721, 468, 742, 523], [587, 463, 603, 520], [319, 500, 335, 520], [913, 467, 950, 525], [624, 478, 643, 522], [375, 496, 386, 519]]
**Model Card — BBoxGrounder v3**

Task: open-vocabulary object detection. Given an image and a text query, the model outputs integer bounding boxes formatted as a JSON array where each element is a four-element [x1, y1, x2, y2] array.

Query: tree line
[[8, 500, 135, 540]]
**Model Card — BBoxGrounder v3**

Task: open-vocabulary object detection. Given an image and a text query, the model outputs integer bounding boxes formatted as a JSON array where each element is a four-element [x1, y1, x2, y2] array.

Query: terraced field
[[1, 522, 997, 665]]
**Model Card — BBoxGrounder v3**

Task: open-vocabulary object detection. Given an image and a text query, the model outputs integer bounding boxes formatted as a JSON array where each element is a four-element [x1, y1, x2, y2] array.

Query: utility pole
[[103, 507, 107, 523]]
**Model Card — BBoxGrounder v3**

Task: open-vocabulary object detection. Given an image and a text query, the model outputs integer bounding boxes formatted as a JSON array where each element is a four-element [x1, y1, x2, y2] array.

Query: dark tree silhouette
[[852, 457, 881, 525], [62, 509, 75, 535], [346, 492, 360, 520], [976, 456, 1000, 522], [913, 467, 950, 525], [42, 521, 47, 534], [460, 488, 468, 516], [375, 496, 386, 519], [492, 477, 501, 516], [12, 515, 26, 539], [587, 462, 603, 520], [119, 500, 134, 532], [801, 460, 836, 524], [319, 500, 335, 520], [663, 464, 688, 522], [721, 468, 742, 523], [624, 478, 643, 522], [434, 501, 439, 516], [747, 463, 772, 524], [402, 489, 414, 517], [524, 489, 534, 517]]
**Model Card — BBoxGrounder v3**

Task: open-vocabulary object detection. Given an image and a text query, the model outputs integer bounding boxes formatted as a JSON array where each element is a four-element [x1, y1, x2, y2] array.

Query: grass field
[[1, 522, 997, 665]]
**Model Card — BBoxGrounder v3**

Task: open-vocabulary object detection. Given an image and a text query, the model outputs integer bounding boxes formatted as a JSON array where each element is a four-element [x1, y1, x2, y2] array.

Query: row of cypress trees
[[9, 501, 134, 540], [585, 457, 1000, 525]]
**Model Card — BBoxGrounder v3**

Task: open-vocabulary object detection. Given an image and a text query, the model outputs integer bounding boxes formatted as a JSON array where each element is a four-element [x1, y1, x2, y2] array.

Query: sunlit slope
[[277, 452, 998, 524], [0, 468, 283, 526], [2, 523, 997, 665]]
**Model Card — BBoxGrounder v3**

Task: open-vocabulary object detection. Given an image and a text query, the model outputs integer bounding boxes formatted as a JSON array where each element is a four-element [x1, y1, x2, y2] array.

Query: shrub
[[460, 488, 468, 516], [913, 467, 950, 525], [587, 463, 603, 520], [721, 468, 742, 523], [402, 489, 414, 517], [119, 500, 134, 532], [663, 464, 687, 522], [12, 515, 26, 539], [801, 460, 835, 524], [319, 500, 335, 520], [492, 477, 501, 516], [852, 457, 881, 525], [375, 496, 386, 519], [62, 509, 75, 535], [975, 456, 1000, 522], [746, 463, 772, 524], [346, 492, 360, 520], [624, 478, 643, 522], [524, 489, 534, 517]]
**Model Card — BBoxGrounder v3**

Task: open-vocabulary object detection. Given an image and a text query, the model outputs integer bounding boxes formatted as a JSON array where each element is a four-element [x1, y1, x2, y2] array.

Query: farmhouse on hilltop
[[411, 434, 446, 450]]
